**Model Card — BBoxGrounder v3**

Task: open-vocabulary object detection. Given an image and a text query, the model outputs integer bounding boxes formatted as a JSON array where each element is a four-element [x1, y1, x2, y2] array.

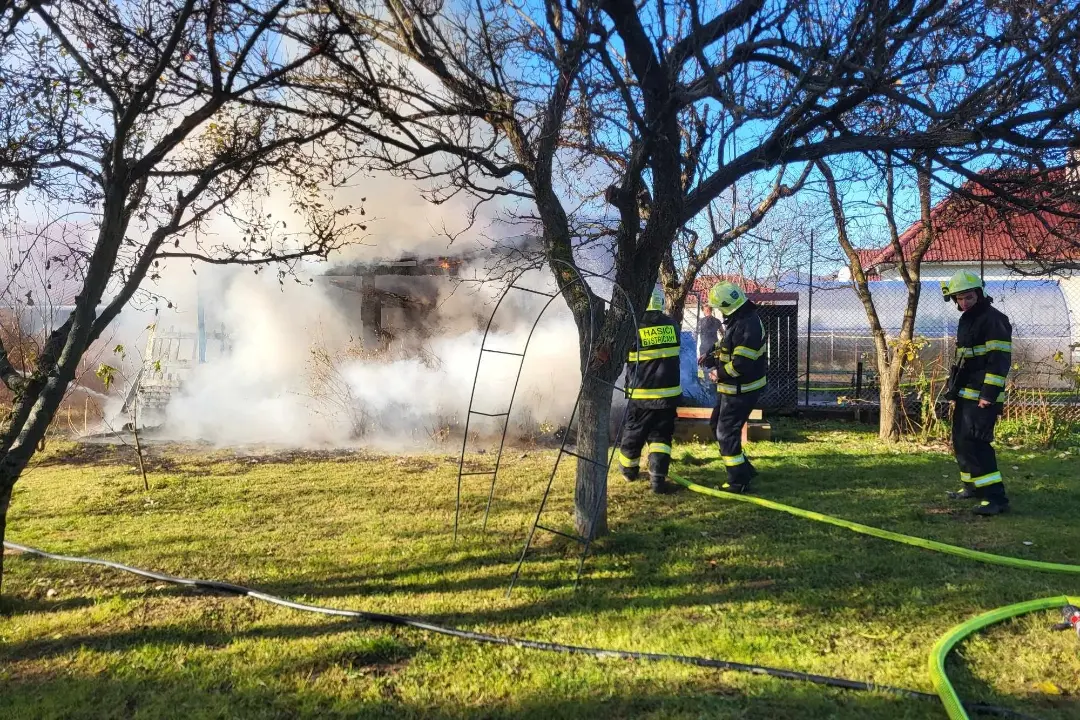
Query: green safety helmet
[[940, 270, 984, 301], [708, 281, 747, 316], [646, 284, 665, 311]]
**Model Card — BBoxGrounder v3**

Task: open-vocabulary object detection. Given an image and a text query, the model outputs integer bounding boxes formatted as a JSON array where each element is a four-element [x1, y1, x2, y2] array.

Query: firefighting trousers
[[716, 390, 761, 487], [951, 399, 1007, 502], [618, 405, 677, 480]]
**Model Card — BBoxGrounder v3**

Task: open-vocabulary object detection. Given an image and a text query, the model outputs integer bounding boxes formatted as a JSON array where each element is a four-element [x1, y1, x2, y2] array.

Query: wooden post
[[132, 392, 149, 492]]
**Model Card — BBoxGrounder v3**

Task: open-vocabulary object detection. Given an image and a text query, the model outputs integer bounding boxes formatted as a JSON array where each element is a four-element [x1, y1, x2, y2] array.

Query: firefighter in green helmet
[[618, 284, 681, 494], [942, 270, 1012, 516], [699, 281, 766, 493]]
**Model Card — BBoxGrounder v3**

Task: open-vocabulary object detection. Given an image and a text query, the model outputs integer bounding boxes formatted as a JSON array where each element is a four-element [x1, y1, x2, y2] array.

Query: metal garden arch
[[453, 260, 643, 595]]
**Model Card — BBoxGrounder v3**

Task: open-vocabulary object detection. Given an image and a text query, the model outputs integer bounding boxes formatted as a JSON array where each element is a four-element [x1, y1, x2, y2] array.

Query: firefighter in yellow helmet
[[942, 270, 1012, 515], [618, 284, 681, 494], [699, 281, 766, 492]]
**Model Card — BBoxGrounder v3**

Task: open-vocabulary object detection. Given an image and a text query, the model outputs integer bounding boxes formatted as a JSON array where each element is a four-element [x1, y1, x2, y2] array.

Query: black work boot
[[973, 485, 1009, 516], [622, 468, 640, 482], [650, 474, 674, 494], [947, 483, 977, 501], [721, 477, 751, 494], [972, 499, 1010, 516]]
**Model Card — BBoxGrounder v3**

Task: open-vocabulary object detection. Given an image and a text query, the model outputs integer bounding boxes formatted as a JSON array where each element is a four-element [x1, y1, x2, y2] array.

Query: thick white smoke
[[106, 260, 584, 449], [90, 168, 600, 448]]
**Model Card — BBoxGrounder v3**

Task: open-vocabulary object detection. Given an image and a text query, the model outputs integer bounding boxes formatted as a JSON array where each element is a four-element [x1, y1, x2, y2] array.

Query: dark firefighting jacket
[[947, 297, 1012, 404], [703, 301, 767, 396], [624, 309, 682, 409]]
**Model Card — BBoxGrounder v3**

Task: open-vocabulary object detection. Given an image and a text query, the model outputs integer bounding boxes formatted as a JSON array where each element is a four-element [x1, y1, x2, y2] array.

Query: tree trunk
[[0, 480, 11, 599], [878, 371, 901, 442], [573, 374, 611, 539], [0, 374, 80, 596]]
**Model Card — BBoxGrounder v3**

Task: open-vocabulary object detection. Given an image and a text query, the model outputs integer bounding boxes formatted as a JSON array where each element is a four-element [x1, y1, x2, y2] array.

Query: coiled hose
[[668, 473, 1080, 720], [3, 540, 1033, 720]]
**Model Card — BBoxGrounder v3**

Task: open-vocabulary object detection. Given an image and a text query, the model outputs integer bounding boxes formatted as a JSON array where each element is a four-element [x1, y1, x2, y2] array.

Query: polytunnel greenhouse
[[778, 278, 1077, 398]]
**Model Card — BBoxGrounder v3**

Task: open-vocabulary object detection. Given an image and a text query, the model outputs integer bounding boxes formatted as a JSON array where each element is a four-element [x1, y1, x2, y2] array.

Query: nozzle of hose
[[1050, 605, 1080, 638]]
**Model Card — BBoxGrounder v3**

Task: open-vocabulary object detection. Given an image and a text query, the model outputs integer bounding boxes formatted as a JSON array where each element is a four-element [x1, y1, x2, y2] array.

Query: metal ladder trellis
[[454, 260, 641, 596], [452, 270, 579, 543]]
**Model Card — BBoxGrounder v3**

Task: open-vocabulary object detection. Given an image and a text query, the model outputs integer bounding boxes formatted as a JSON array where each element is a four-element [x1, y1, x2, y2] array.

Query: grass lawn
[[2, 420, 1080, 719]]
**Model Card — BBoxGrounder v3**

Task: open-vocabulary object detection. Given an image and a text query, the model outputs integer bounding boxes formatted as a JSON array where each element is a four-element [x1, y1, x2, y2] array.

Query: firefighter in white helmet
[[942, 270, 1012, 515], [699, 281, 766, 492], [618, 284, 682, 494]]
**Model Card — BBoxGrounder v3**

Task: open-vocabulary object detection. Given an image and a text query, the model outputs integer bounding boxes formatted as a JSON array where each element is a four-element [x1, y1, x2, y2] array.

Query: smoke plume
[[88, 169, 604, 448], [106, 256, 583, 449]]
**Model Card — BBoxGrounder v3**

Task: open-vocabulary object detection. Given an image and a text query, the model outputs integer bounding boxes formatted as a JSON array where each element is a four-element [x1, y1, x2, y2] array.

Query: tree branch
[[0, 337, 26, 393]]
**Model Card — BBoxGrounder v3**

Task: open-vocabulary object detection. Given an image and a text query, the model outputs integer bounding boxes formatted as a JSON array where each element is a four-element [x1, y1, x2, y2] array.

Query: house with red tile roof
[[838, 163, 1080, 358], [846, 166, 1079, 284]]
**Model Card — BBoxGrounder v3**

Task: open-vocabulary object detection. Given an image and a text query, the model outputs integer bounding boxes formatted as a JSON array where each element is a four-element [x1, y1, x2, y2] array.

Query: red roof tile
[[854, 249, 881, 268], [860, 169, 1080, 270]]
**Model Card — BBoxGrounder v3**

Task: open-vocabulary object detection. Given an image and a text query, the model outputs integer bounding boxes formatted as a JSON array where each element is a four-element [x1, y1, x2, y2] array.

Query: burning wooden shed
[[319, 254, 468, 346]]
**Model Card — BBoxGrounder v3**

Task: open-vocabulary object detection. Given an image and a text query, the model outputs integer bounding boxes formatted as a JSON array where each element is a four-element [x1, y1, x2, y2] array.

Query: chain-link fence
[[791, 272, 1080, 422], [685, 271, 1080, 422]]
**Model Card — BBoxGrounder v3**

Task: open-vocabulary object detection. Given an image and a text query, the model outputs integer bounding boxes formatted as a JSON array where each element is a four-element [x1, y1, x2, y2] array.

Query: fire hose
[[6, 477, 1080, 719], [667, 473, 1080, 720], [2, 538, 1040, 720]]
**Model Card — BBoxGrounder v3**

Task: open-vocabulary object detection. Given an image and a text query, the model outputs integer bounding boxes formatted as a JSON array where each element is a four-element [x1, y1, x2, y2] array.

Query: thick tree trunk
[[878, 372, 901, 442], [573, 374, 611, 539], [0, 376, 79, 596]]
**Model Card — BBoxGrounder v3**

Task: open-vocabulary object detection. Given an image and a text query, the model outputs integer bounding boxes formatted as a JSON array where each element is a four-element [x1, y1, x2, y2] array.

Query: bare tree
[[0, 0, 372, 593], [660, 165, 812, 320], [893, 0, 1080, 278], [0, 229, 117, 436], [314, 0, 1080, 539], [709, 192, 830, 289], [818, 153, 938, 441]]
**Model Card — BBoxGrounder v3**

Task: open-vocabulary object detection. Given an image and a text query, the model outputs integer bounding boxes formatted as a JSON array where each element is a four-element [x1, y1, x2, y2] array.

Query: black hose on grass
[[4, 541, 1033, 720]]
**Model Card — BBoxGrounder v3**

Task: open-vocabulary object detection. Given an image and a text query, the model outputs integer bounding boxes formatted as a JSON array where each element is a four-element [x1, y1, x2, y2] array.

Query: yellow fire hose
[[929, 596, 1079, 720], [668, 474, 1080, 720], [8, 473, 1076, 718]]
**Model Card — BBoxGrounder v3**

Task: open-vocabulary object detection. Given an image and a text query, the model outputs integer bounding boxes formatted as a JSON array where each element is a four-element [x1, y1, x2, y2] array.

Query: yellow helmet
[[707, 281, 747, 316], [646, 284, 665, 311], [940, 270, 984, 301]]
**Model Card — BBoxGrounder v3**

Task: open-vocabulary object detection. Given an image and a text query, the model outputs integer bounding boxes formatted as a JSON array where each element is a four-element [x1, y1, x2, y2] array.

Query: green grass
[[2, 421, 1079, 719]]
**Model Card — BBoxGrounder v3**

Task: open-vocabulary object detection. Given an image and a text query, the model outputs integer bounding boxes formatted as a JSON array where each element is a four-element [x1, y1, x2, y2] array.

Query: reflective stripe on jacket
[[625, 309, 682, 408], [948, 299, 1012, 404], [702, 301, 767, 396]]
